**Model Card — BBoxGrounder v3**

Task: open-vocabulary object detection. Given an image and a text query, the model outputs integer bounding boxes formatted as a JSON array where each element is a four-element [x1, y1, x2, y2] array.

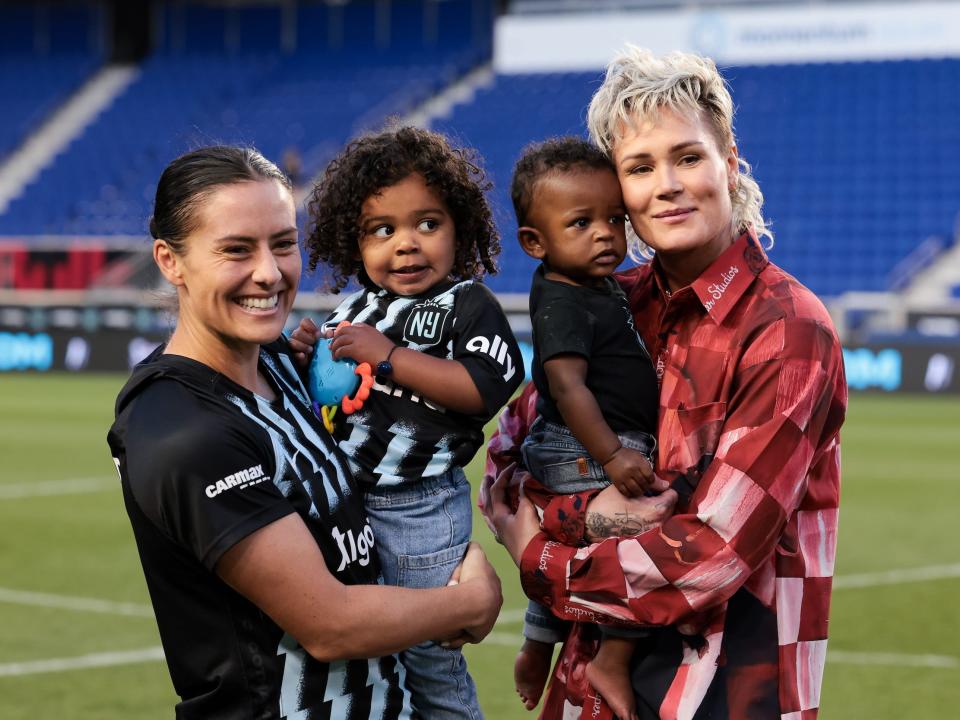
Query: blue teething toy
[[306, 323, 374, 432], [307, 338, 361, 407]]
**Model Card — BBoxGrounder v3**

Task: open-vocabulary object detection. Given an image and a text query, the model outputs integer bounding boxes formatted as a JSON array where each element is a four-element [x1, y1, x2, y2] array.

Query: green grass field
[[1, 374, 958, 719]]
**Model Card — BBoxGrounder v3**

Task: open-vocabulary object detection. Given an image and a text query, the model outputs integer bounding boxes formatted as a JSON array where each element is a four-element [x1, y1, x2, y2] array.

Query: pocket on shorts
[[535, 459, 608, 492], [523, 437, 606, 491], [397, 540, 471, 589]]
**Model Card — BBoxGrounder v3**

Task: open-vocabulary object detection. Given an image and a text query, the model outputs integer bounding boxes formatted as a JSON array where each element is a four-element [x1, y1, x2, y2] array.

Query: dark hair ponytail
[[150, 146, 291, 253]]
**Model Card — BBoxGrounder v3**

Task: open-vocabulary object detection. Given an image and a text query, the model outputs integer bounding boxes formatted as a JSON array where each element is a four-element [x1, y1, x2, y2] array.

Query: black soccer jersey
[[529, 265, 658, 434], [107, 342, 413, 720], [327, 279, 524, 488]]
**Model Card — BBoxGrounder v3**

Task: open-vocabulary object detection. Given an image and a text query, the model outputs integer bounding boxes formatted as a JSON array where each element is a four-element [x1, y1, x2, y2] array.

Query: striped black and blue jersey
[[326, 279, 524, 488], [107, 341, 413, 719]]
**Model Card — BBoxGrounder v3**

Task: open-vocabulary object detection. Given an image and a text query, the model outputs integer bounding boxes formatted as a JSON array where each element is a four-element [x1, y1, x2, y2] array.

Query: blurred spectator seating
[[432, 58, 960, 299]]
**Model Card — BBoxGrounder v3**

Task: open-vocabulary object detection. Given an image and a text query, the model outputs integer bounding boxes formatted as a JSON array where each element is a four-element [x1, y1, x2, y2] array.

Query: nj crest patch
[[403, 300, 452, 347]]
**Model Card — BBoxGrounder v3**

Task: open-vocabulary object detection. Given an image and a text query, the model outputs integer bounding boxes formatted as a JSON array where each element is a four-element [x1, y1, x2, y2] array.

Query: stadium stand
[[0, 0, 104, 166], [432, 58, 960, 298], [0, 0, 491, 241], [0, 55, 103, 166], [1, 1, 957, 303]]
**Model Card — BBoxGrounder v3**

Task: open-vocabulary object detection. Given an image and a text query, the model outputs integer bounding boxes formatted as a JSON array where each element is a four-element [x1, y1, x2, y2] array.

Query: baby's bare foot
[[586, 652, 638, 720], [514, 639, 554, 711]]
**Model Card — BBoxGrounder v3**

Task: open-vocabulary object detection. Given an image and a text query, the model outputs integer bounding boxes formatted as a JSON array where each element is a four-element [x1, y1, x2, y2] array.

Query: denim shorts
[[520, 417, 656, 645], [520, 416, 656, 494], [364, 467, 482, 719]]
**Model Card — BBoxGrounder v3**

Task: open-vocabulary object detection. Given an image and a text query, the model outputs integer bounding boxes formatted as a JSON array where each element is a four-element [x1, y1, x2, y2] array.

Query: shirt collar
[[653, 229, 769, 323]]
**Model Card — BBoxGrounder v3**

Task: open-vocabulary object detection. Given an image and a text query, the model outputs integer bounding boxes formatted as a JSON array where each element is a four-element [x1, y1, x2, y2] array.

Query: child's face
[[520, 168, 627, 286], [357, 173, 457, 296]]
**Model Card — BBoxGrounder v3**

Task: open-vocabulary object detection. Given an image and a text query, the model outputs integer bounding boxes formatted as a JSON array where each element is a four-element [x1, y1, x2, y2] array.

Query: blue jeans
[[521, 418, 656, 644], [364, 467, 482, 719], [521, 417, 656, 494]]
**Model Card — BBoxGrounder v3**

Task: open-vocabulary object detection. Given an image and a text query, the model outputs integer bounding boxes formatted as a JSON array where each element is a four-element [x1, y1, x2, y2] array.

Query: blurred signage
[[842, 345, 960, 394], [0, 332, 54, 371], [0, 329, 163, 373], [496, 1, 960, 72], [2, 324, 959, 396], [843, 347, 902, 391]]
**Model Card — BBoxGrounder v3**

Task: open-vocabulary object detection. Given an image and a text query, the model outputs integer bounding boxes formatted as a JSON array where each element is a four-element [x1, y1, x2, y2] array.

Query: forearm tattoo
[[585, 511, 657, 540]]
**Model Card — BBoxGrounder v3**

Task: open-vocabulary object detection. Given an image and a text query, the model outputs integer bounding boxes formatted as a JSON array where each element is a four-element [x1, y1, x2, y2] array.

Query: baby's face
[[524, 167, 627, 286]]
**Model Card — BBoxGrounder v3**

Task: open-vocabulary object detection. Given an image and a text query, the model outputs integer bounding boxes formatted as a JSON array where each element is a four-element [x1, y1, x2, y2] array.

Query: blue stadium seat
[[0, 55, 102, 163], [1, 7, 957, 302], [0, 50, 478, 241], [429, 59, 960, 297]]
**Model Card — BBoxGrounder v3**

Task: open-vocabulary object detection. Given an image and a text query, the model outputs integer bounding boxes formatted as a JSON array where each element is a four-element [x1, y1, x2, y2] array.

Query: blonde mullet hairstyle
[[587, 45, 773, 254]]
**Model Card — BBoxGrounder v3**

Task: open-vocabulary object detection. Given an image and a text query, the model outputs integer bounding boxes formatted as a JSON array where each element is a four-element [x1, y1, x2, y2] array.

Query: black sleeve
[[452, 282, 525, 419], [532, 295, 596, 363], [272, 333, 310, 387], [122, 381, 294, 570]]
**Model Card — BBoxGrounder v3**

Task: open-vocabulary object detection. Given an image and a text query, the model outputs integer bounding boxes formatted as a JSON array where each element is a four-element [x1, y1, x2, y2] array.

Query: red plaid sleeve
[[519, 314, 845, 628]]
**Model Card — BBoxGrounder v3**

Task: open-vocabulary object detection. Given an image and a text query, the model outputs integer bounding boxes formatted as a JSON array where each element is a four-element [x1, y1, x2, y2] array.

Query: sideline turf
[[0, 374, 957, 719]]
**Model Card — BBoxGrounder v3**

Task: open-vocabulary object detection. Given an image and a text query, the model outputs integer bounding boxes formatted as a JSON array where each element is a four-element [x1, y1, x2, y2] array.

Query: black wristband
[[600, 443, 623, 466], [376, 345, 399, 379]]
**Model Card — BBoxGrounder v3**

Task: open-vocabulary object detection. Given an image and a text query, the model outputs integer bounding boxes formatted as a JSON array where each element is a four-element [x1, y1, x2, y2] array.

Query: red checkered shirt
[[482, 232, 847, 719]]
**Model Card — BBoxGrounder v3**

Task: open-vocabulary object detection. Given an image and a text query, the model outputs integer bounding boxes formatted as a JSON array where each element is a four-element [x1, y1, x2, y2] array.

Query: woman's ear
[[517, 227, 546, 260], [154, 239, 185, 287], [726, 144, 740, 193]]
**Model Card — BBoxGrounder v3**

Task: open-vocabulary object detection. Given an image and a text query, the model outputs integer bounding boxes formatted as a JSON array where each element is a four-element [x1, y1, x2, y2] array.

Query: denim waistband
[[532, 417, 657, 459], [363, 466, 468, 503]]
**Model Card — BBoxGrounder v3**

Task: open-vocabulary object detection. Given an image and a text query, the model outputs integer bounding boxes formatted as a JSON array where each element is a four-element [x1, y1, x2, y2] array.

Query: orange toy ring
[[341, 362, 374, 414]]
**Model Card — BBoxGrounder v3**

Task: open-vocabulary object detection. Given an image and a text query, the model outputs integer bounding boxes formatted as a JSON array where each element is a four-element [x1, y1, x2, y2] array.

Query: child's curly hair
[[305, 126, 500, 293]]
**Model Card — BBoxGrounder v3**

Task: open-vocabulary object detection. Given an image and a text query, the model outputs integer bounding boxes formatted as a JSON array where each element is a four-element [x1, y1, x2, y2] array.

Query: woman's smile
[[652, 207, 696, 223], [234, 293, 281, 311]]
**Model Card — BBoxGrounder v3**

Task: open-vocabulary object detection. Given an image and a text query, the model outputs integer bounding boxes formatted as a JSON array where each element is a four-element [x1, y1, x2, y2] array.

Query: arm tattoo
[[584, 510, 657, 540]]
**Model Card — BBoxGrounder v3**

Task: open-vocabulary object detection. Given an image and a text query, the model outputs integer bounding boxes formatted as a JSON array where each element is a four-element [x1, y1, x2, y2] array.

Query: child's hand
[[603, 447, 655, 498], [288, 317, 321, 369], [329, 323, 395, 368]]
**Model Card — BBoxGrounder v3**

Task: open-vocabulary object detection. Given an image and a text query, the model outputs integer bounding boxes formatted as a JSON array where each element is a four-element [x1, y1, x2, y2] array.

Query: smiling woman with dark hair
[[107, 145, 502, 720]]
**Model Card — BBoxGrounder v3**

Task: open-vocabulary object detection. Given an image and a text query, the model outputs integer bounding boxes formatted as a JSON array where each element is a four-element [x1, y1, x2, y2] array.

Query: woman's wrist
[[505, 525, 538, 567]]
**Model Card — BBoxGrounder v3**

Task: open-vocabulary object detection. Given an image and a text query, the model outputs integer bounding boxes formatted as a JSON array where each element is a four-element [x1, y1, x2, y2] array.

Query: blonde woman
[[486, 47, 846, 719]]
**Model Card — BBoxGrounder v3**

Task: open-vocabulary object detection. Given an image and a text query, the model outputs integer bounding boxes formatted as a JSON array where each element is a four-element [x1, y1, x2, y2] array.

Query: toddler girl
[[295, 127, 524, 719]]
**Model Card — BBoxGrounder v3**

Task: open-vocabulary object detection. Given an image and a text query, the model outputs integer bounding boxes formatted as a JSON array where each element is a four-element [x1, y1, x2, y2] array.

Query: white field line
[[6, 558, 954, 622], [0, 641, 953, 679], [0, 647, 164, 678], [479, 633, 958, 669], [491, 564, 960, 628], [0, 477, 115, 499], [0, 587, 153, 617], [1, 563, 957, 677], [826, 650, 958, 669], [496, 608, 526, 624], [832, 563, 960, 589]]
